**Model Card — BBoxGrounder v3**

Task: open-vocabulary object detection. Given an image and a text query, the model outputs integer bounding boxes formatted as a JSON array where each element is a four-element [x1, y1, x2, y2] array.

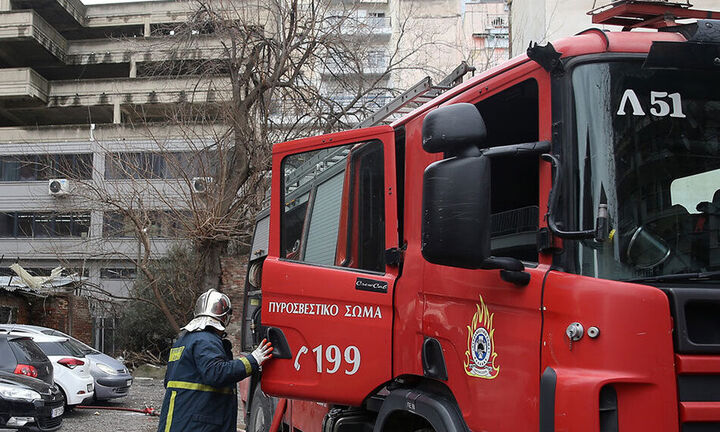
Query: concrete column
[[0, 0, 10, 11], [90, 210, 103, 238], [129, 58, 137, 78], [113, 97, 121, 124], [144, 18, 151, 37]]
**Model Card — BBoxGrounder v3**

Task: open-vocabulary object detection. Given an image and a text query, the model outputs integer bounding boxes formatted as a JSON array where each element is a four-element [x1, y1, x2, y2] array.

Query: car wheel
[[246, 385, 273, 432], [58, 386, 73, 412]]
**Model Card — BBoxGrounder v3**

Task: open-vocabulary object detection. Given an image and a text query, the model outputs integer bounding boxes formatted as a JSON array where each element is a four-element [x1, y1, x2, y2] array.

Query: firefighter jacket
[[157, 329, 259, 432]]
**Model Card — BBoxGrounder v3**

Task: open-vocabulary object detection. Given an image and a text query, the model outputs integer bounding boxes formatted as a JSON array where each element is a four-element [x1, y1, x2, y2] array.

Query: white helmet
[[193, 289, 232, 327]]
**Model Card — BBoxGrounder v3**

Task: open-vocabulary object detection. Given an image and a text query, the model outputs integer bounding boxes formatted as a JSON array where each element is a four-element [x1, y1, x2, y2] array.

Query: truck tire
[[247, 385, 273, 432]]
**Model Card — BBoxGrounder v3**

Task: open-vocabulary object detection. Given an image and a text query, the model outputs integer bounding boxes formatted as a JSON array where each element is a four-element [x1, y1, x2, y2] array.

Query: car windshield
[[572, 60, 720, 281], [41, 329, 98, 354], [10, 338, 47, 362], [37, 341, 85, 357], [65, 338, 97, 355]]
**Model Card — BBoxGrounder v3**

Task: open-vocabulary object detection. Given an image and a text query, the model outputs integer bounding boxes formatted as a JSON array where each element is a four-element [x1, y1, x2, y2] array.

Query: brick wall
[[220, 255, 248, 355], [0, 289, 92, 344], [0, 292, 31, 323], [69, 296, 92, 345]]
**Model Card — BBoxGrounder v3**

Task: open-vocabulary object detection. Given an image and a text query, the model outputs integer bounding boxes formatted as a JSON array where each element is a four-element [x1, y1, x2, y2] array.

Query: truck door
[[419, 68, 552, 431], [261, 126, 398, 406]]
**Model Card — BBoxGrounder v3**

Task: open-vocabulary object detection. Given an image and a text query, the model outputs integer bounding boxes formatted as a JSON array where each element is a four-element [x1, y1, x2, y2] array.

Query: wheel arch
[[372, 379, 469, 432]]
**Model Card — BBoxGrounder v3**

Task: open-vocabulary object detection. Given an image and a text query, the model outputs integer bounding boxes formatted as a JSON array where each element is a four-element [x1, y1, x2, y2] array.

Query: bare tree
[[122, 0, 445, 300], [20, 0, 449, 333]]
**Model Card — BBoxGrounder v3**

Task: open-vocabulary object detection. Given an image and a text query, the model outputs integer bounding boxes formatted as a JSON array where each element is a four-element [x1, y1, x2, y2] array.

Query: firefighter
[[157, 289, 273, 432]]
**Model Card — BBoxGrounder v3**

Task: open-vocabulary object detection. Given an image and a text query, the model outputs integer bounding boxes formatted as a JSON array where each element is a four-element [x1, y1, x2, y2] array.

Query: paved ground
[[1, 366, 249, 432], [61, 376, 164, 432]]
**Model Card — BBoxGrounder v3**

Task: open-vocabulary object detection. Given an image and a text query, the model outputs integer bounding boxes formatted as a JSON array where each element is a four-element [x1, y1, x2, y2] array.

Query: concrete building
[[0, 0, 221, 349], [311, 0, 508, 126], [388, 0, 508, 88], [0, 0, 508, 349], [509, 0, 720, 56]]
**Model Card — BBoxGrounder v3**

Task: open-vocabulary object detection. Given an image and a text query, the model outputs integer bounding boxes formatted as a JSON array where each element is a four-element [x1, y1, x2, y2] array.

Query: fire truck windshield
[[572, 60, 720, 281]]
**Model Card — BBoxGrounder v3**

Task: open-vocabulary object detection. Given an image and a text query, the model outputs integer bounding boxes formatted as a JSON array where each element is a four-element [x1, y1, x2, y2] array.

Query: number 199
[[312, 345, 361, 375]]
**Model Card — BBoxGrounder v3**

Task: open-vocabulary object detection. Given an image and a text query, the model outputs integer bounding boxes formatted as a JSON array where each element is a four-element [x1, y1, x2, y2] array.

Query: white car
[[0, 325, 133, 401], [8, 332, 94, 408]]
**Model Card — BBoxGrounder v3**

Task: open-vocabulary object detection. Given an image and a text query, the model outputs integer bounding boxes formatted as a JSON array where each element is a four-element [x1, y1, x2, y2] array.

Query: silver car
[[0, 325, 132, 401]]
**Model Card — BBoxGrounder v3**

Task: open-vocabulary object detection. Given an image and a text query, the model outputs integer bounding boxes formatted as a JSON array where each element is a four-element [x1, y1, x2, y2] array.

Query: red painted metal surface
[[591, 2, 720, 29], [397, 62, 555, 430], [261, 128, 398, 406], [542, 272, 678, 430], [391, 31, 686, 131], [680, 402, 720, 423], [252, 12, 718, 431], [269, 398, 287, 432], [676, 354, 720, 374]]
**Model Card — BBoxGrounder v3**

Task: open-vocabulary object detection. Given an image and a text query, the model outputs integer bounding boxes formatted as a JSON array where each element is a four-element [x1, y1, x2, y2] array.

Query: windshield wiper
[[624, 270, 720, 283]]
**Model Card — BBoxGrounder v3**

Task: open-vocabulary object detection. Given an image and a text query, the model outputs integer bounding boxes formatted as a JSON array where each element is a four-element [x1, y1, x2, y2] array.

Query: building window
[[367, 50, 388, 70], [0, 154, 92, 181], [103, 211, 188, 238], [105, 153, 164, 179], [0, 306, 17, 324], [100, 268, 136, 279], [0, 213, 90, 238], [105, 151, 216, 180]]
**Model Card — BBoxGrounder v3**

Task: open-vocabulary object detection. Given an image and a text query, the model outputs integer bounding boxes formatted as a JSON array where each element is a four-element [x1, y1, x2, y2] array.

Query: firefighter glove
[[252, 338, 273, 365]]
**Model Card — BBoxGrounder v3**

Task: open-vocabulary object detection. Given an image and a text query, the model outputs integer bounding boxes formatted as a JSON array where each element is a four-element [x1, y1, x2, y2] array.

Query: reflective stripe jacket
[[157, 329, 259, 432]]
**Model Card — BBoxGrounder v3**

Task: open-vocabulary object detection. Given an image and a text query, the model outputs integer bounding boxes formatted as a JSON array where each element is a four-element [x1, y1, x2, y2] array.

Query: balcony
[[326, 16, 392, 36], [322, 56, 390, 76], [0, 11, 67, 66], [0, 237, 181, 260], [0, 68, 49, 103]]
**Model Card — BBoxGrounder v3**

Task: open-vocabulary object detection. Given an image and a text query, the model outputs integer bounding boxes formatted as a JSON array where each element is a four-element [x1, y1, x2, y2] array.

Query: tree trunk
[[199, 241, 224, 292]]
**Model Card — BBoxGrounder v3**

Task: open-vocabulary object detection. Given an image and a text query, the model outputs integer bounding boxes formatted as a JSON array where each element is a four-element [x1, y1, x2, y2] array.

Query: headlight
[[96, 363, 118, 375], [0, 383, 41, 401]]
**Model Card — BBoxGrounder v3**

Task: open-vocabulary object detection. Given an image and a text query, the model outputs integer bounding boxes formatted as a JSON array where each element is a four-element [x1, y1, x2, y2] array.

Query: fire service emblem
[[464, 295, 499, 379]]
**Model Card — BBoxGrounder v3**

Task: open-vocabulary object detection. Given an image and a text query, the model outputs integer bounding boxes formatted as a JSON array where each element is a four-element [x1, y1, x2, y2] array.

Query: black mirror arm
[[541, 153, 595, 240], [480, 257, 531, 286]]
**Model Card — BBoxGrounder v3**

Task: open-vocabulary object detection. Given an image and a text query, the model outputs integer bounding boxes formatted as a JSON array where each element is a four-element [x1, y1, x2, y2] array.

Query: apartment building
[[392, 0, 508, 86], [0, 0, 507, 348], [509, 0, 719, 56], [0, 0, 222, 348]]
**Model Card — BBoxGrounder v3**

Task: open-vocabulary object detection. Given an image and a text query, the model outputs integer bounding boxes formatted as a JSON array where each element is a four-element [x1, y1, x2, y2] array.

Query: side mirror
[[421, 155, 491, 269], [422, 103, 487, 157]]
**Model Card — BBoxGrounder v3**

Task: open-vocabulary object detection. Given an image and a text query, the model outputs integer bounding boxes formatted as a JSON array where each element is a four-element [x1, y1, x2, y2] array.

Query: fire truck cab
[[240, 2, 720, 431]]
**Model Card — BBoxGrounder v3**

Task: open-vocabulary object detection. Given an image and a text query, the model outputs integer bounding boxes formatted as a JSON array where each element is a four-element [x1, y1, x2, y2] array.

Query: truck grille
[[664, 288, 720, 430]]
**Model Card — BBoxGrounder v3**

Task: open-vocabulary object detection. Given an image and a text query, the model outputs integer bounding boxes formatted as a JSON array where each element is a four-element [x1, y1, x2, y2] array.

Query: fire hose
[[75, 405, 159, 416]]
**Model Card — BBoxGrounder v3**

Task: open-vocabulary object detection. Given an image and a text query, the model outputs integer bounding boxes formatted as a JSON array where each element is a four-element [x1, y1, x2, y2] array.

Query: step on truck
[[239, 2, 720, 431]]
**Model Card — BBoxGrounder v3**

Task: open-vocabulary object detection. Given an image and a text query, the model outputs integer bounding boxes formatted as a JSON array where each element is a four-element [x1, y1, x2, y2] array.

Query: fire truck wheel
[[247, 385, 273, 432]]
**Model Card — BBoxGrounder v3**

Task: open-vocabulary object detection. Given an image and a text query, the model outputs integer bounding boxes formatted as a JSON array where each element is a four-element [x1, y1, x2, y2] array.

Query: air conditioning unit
[[48, 179, 72, 197], [191, 177, 213, 194]]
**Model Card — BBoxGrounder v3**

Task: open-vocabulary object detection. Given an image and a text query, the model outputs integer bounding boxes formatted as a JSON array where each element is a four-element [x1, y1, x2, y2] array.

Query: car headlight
[[0, 383, 41, 401], [96, 363, 118, 375]]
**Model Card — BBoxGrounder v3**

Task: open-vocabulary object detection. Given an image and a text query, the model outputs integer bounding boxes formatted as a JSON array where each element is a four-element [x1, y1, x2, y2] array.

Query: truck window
[[281, 140, 385, 272], [476, 78, 540, 262]]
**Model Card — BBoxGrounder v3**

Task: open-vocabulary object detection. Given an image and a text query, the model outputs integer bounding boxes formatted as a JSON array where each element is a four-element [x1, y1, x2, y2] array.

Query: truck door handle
[[266, 327, 292, 359]]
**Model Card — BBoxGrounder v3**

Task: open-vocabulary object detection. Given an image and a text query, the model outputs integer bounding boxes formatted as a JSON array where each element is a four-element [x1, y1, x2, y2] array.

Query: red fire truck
[[239, 2, 720, 431]]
